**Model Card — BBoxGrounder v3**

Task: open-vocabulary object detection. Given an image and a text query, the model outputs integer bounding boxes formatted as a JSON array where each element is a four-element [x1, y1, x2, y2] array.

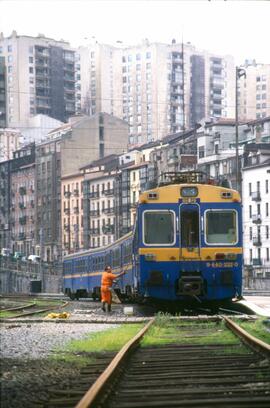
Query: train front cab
[[138, 184, 243, 303]]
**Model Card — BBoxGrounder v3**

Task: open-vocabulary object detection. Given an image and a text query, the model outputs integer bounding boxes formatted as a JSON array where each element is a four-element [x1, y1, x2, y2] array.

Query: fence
[[0, 258, 62, 294]]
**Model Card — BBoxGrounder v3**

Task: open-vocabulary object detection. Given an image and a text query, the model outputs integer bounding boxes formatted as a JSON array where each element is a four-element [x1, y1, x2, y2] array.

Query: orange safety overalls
[[101, 271, 116, 305]]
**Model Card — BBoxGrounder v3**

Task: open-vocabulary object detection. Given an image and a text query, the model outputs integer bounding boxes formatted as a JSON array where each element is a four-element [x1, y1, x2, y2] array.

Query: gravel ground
[[0, 299, 144, 408]]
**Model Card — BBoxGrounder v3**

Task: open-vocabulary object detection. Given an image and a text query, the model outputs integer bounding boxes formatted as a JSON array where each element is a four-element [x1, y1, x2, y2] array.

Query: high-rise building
[[79, 40, 235, 146], [0, 31, 80, 127], [239, 60, 270, 121], [0, 56, 7, 128]]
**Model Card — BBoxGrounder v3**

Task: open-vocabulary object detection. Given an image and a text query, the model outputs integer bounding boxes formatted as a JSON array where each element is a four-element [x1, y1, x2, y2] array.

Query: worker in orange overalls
[[101, 265, 126, 312]]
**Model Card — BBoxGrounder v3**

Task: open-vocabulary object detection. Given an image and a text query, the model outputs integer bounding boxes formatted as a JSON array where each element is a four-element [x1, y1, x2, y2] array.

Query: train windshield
[[205, 210, 237, 244], [143, 211, 175, 245]]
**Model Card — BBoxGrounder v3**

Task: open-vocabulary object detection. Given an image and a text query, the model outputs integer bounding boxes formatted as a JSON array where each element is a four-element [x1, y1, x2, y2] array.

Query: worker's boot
[[107, 304, 111, 313], [102, 302, 106, 312]]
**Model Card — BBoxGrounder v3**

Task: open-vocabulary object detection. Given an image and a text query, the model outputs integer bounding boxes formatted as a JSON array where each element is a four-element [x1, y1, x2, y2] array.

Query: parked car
[[28, 255, 41, 263], [13, 252, 24, 260], [1, 248, 11, 257]]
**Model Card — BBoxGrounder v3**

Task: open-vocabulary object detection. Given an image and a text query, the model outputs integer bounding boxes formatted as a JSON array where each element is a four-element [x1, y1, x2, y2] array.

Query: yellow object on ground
[[44, 312, 70, 319]]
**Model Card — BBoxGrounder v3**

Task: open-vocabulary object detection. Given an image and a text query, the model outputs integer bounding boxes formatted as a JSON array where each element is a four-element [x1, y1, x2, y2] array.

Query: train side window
[[205, 210, 238, 245], [143, 210, 175, 245]]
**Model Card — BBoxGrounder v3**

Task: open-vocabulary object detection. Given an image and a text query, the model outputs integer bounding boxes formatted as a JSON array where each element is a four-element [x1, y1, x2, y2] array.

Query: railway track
[[40, 316, 270, 408], [0, 296, 68, 319]]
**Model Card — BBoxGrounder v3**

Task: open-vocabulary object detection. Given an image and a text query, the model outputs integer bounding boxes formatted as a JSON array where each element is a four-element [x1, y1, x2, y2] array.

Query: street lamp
[[235, 66, 246, 192]]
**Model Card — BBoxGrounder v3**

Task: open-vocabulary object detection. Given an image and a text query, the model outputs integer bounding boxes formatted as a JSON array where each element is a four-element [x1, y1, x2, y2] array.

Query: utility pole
[[235, 66, 246, 192]]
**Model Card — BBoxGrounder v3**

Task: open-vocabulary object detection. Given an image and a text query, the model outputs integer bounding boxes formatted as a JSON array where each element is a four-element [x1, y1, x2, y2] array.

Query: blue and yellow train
[[63, 172, 243, 304]]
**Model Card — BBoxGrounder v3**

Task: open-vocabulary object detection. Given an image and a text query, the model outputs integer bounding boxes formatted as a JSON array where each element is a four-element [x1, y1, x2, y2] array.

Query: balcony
[[102, 225, 115, 234], [252, 235, 262, 246], [19, 202, 26, 210], [251, 191, 261, 201], [18, 232, 26, 240], [89, 210, 100, 217], [19, 216, 27, 225], [64, 191, 71, 198], [103, 207, 115, 215], [252, 258, 262, 266], [89, 228, 100, 235], [252, 214, 261, 224], [89, 191, 100, 199], [103, 189, 115, 196], [19, 186, 26, 195]]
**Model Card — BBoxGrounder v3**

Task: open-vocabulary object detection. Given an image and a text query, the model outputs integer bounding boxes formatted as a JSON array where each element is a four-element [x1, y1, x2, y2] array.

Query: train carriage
[[63, 172, 243, 304]]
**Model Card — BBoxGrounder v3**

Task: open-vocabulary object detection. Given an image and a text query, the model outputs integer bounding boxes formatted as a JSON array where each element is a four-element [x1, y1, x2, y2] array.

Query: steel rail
[[1, 302, 36, 312], [223, 316, 270, 357], [75, 318, 155, 408]]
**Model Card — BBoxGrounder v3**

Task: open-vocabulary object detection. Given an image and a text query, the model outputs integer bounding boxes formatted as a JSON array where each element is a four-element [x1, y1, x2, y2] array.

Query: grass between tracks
[[236, 317, 270, 345], [52, 324, 144, 365], [140, 313, 248, 353]]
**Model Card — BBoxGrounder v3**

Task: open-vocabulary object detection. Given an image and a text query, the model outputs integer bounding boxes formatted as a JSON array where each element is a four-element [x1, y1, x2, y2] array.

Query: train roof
[[63, 230, 133, 261]]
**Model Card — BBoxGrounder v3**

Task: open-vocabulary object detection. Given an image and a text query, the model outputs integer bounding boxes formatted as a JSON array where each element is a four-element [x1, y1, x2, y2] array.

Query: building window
[[29, 67, 33, 74], [8, 45, 12, 52], [266, 202, 269, 217], [266, 226, 269, 240], [249, 182, 252, 196], [249, 249, 252, 263], [29, 56, 33, 64], [249, 227, 252, 241], [249, 205, 252, 219], [266, 179, 269, 194], [8, 55, 12, 63], [146, 52, 151, 59], [267, 248, 269, 262]]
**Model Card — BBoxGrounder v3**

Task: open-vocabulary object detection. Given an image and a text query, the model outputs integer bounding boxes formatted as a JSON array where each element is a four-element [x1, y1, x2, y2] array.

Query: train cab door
[[179, 204, 200, 260]]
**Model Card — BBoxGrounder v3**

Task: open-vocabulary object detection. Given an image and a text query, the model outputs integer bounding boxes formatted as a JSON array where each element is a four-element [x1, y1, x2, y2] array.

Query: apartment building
[[79, 40, 235, 146], [0, 159, 11, 250], [10, 144, 36, 255], [196, 118, 248, 189], [0, 31, 80, 127], [61, 173, 84, 254], [0, 128, 22, 162], [81, 155, 119, 249], [0, 55, 7, 127], [61, 112, 129, 178], [239, 60, 270, 122], [35, 137, 61, 262], [242, 143, 270, 277]]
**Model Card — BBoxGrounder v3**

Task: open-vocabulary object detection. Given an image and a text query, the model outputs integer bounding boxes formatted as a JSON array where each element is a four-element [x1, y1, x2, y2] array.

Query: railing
[[103, 207, 115, 215], [103, 189, 114, 196], [102, 225, 115, 234], [89, 210, 100, 217], [252, 236, 262, 246], [252, 258, 262, 266], [89, 191, 100, 199], [19, 186, 26, 195], [251, 191, 261, 201], [252, 214, 261, 223], [89, 228, 100, 235]]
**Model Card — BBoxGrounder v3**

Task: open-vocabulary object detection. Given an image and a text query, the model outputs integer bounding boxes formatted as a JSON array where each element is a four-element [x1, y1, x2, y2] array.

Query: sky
[[0, 0, 269, 65]]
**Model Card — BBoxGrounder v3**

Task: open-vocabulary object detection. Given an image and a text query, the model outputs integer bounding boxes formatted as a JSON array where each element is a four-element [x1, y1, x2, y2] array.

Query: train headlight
[[144, 253, 156, 261]]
